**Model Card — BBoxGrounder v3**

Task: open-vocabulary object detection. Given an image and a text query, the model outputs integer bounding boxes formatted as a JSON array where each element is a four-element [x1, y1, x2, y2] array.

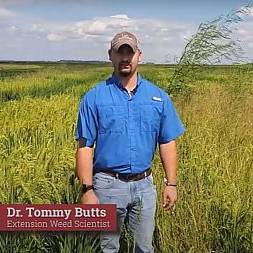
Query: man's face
[[109, 44, 142, 77]]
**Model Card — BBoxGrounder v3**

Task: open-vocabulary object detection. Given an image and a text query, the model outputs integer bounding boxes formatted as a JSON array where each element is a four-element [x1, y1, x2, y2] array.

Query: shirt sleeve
[[75, 90, 98, 147], [158, 94, 186, 144]]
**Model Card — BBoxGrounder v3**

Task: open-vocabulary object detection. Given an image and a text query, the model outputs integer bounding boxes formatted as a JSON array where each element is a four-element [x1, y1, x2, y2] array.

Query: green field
[[0, 63, 252, 253]]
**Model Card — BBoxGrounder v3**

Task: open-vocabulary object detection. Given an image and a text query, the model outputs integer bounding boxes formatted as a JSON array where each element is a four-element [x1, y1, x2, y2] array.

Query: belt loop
[[144, 171, 147, 177]]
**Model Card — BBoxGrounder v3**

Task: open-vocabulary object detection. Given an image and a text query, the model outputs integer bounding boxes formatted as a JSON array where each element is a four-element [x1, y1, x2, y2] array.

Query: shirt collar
[[111, 73, 142, 94]]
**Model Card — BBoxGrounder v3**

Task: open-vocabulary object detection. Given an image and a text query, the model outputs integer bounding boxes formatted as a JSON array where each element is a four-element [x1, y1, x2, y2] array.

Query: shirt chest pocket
[[140, 103, 163, 132], [97, 105, 126, 134]]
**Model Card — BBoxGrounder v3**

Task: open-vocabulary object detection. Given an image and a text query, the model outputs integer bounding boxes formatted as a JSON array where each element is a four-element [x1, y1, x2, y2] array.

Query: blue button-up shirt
[[76, 74, 185, 174]]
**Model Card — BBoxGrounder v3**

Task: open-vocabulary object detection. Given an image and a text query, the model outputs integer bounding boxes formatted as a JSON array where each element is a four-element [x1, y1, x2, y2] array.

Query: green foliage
[[169, 5, 252, 95], [0, 63, 252, 252]]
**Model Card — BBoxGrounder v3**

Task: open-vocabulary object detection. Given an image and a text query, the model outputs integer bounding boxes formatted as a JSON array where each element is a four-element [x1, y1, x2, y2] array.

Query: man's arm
[[159, 140, 177, 210], [76, 139, 99, 204]]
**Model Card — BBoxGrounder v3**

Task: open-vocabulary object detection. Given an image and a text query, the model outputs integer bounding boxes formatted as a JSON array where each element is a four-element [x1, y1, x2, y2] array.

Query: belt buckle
[[125, 174, 131, 181], [131, 173, 141, 181], [120, 170, 149, 181]]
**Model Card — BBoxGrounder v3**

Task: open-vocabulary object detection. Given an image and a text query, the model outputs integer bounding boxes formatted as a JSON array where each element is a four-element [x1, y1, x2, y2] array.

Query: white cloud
[[30, 24, 45, 32], [231, 17, 253, 61], [73, 15, 194, 45], [47, 33, 65, 42], [248, 42, 253, 48], [110, 14, 130, 20], [78, 20, 108, 35], [236, 20, 253, 42], [74, 15, 132, 37], [9, 25, 18, 32], [1, 12, 195, 47], [2, 11, 253, 63], [0, 7, 14, 18], [9, 14, 196, 62]]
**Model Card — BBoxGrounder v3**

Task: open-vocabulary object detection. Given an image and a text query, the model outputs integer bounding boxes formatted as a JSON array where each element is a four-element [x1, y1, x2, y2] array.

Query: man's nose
[[121, 57, 129, 63], [121, 54, 130, 62]]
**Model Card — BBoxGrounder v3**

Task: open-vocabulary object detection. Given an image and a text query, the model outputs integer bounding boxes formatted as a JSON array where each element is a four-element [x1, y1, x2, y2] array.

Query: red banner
[[0, 204, 117, 231]]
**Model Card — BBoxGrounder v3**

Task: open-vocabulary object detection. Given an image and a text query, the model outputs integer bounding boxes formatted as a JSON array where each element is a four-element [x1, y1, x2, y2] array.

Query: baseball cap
[[110, 31, 139, 52]]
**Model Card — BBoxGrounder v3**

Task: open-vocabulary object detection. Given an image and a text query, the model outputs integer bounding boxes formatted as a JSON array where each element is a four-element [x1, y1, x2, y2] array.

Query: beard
[[118, 62, 132, 77]]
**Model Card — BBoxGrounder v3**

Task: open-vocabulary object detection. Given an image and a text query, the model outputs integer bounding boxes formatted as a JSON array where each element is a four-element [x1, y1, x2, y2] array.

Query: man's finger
[[163, 192, 168, 206], [163, 201, 175, 210]]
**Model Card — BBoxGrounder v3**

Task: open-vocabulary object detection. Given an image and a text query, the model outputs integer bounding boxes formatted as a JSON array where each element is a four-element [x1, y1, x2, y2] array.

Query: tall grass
[[0, 63, 252, 252], [153, 83, 253, 252]]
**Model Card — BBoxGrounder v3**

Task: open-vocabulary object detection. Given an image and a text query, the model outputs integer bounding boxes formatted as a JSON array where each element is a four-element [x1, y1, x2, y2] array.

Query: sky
[[0, 0, 253, 63]]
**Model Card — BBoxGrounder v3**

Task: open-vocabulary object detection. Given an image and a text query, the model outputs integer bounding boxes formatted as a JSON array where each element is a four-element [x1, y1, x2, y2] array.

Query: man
[[75, 31, 185, 253]]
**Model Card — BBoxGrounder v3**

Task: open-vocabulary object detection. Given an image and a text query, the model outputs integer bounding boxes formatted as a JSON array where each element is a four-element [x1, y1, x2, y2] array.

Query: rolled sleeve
[[158, 95, 185, 144], [75, 90, 98, 147]]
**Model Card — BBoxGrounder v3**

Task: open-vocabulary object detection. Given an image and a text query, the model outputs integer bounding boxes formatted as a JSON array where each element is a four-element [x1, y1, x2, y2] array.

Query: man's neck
[[117, 72, 138, 92]]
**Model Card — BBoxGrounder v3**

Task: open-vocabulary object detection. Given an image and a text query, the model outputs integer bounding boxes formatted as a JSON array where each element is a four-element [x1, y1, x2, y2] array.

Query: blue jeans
[[93, 172, 157, 253]]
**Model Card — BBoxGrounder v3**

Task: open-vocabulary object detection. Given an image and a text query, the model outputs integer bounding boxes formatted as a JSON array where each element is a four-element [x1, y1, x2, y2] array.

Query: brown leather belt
[[96, 168, 152, 181]]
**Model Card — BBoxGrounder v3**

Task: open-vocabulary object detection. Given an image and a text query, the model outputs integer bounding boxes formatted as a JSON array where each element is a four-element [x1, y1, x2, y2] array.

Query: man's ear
[[138, 50, 142, 63], [108, 49, 112, 61]]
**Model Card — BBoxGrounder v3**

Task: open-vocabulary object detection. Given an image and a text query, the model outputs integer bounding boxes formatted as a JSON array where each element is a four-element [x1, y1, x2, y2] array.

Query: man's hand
[[163, 186, 177, 210], [81, 190, 100, 204]]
